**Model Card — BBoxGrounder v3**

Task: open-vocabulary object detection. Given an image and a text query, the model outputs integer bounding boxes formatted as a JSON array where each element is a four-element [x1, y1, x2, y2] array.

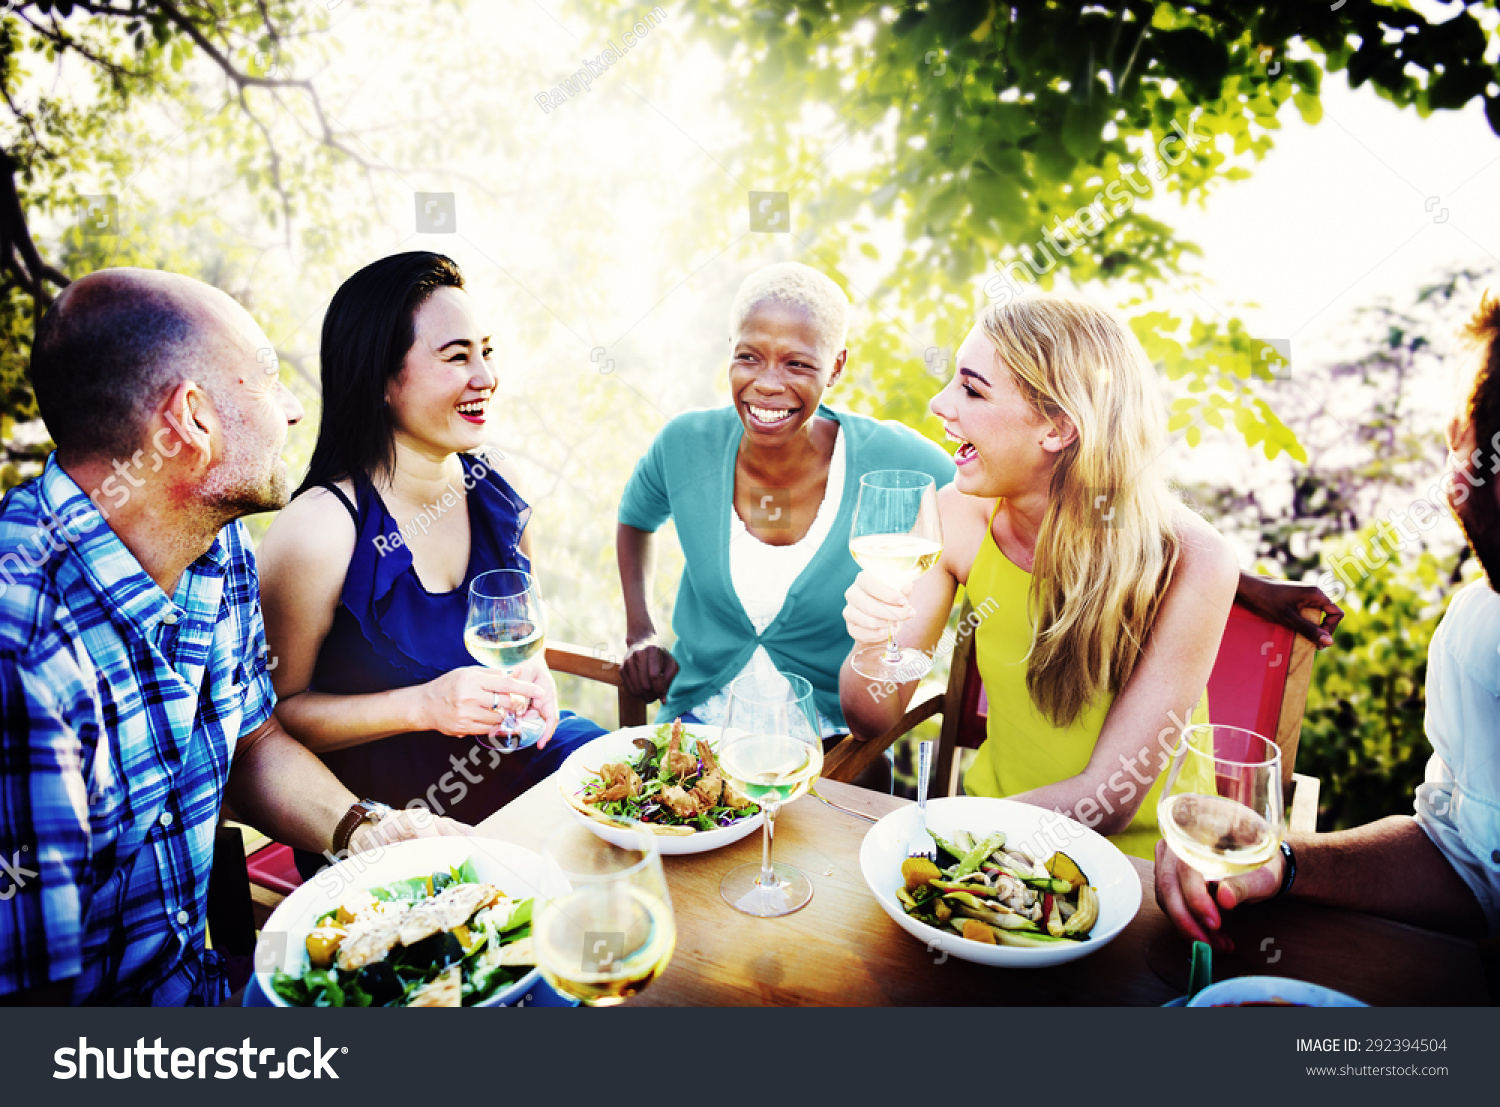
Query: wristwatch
[[1273, 839, 1297, 899], [332, 799, 393, 859]]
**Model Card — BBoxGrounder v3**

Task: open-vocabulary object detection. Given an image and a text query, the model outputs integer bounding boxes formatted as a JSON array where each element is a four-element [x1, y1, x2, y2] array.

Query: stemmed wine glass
[[717, 668, 823, 918], [1158, 724, 1285, 881], [848, 470, 943, 682], [464, 568, 547, 752], [534, 822, 676, 1006]]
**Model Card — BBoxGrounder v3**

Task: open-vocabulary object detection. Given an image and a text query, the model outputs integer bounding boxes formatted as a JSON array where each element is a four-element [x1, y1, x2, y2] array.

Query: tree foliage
[[1297, 527, 1475, 831], [653, 0, 1499, 460], [0, 0, 405, 467]]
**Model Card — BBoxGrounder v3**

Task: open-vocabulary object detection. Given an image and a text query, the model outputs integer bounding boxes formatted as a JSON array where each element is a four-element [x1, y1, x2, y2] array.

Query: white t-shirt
[[689, 428, 846, 737], [1414, 577, 1500, 934]]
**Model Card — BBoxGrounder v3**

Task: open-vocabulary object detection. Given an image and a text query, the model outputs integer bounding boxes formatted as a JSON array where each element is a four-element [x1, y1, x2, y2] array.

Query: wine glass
[[534, 822, 675, 1006], [848, 470, 943, 682], [717, 667, 823, 917], [1158, 724, 1285, 881], [464, 568, 547, 752]]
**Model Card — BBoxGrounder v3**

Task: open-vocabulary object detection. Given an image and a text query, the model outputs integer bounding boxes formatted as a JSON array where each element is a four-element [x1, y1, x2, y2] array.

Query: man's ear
[[1040, 413, 1078, 454], [158, 380, 215, 464]]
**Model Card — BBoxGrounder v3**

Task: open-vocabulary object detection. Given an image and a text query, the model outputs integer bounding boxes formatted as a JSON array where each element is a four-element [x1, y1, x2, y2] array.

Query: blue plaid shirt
[[0, 456, 275, 1004]]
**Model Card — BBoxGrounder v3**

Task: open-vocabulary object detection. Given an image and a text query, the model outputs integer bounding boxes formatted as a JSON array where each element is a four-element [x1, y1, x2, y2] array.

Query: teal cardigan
[[618, 405, 956, 729]]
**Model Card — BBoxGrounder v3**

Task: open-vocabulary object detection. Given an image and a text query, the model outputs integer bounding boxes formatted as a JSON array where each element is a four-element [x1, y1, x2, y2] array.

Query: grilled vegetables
[[896, 828, 1101, 945]]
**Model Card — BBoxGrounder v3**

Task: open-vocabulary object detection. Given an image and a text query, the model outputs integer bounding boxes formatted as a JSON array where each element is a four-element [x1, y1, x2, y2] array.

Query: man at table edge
[[1156, 293, 1500, 948], [0, 269, 464, 1006]]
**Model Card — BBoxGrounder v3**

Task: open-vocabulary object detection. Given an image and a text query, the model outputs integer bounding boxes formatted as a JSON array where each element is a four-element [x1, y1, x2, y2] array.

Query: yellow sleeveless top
[[961, 508, 1209, 860]]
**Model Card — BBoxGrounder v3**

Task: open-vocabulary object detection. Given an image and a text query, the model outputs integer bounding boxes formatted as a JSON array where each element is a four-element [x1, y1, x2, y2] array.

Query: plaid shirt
[[0, 456, 275, 1004]]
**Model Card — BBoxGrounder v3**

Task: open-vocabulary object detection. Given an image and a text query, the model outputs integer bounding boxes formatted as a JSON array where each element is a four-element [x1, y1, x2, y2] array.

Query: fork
[[908, 740, 936, 863]]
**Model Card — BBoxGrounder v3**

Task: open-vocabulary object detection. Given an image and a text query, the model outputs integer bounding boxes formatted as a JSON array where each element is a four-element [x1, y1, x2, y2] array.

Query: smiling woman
[[255, 253, 605, 874], [616, 263, 954, 790], [839, 295, 1239, 857]]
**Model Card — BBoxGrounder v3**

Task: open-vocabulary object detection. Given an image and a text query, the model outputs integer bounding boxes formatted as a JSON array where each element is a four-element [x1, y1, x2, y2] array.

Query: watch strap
[[1273, 839, 1297, 899], [333, 800, 386, 858]]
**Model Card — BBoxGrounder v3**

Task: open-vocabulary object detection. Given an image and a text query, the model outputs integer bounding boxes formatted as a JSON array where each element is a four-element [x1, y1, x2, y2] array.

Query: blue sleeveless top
[[305, 454, 601, 831]]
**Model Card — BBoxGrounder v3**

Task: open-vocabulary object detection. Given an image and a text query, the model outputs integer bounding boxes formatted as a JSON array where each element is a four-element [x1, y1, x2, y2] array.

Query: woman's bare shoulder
[[1169, 501, 1240, 590], [938, 484, 995, 584], [259, 482, 360, 576]]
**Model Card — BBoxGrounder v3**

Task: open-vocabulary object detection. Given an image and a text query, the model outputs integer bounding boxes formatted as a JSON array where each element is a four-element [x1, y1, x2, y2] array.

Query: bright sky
[[1156, 68, 1500, 383]]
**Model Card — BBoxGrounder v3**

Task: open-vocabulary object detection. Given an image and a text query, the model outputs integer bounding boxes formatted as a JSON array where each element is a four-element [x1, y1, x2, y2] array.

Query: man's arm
[[1156, 815, 1487, 950], [223, 715, 467, 856], [1280, 817, 1486, 934], [0, 648, 90, 1005]]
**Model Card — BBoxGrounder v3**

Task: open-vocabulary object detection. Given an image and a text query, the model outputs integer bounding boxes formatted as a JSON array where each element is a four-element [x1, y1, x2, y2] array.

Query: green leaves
[[1060, 95, 1111, 162], [1299, 532, 1473, 831]]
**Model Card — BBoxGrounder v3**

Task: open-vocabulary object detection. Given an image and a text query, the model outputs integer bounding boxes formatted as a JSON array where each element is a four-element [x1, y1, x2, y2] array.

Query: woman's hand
[[1153, 839, 1283, 952], [842, 569, 917, 646], [412, 665, 552, 741], [1234, 574, 1343, 648], [504, 656, 561, 748], [620, 639, 679, 702]]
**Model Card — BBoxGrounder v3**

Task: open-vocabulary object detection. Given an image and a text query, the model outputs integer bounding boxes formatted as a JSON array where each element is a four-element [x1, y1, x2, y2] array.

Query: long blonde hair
[[977, 296, 1181, 728]]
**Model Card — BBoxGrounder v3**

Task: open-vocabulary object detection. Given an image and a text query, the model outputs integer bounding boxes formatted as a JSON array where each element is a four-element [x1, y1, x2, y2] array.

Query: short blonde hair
[[728, 263, 849, 356]]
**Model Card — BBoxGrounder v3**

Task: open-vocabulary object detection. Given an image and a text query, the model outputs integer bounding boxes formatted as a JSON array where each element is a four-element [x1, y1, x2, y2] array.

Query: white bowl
[[255, 836, 565, 1007], [1188, 976, 1367, 1007], [554, 723, 765, 856], [859, 795, 1143, 968]]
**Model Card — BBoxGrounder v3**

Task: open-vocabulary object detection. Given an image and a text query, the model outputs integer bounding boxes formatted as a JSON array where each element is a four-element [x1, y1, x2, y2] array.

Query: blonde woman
[[839, 295, 1239, 859]]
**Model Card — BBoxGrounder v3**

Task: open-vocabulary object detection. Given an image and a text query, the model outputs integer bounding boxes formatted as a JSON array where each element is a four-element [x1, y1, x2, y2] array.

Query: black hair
[[296, 251, 465, 495], [29, 283, 199, 461]]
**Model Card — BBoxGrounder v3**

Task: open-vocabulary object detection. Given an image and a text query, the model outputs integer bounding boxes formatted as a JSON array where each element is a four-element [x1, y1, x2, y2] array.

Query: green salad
[[568, 719, 761, 835], [270, 859, 534, 1007]]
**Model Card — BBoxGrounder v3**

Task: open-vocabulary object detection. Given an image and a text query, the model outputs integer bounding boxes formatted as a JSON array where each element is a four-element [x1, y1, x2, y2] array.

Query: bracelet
[[1274, 839, 1297, 899]]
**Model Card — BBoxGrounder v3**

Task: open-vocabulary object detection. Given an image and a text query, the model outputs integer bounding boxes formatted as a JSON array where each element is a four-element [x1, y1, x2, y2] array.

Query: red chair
[[824, 587, 1322, 832]]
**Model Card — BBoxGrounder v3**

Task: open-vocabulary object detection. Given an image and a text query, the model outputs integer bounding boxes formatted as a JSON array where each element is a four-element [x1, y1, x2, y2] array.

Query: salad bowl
[[554, 722, 766, 856], [860, 795, 1142, 968], [256, 836, 565, 1007]]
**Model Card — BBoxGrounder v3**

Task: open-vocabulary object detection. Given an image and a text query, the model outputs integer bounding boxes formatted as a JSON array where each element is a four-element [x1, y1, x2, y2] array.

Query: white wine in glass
[[534, 824, 675, 1006], [464, 568, 547, 752], [849, 471, 943, 682], [1158, 724, 1285, 882], [718, 668, 822, 918]]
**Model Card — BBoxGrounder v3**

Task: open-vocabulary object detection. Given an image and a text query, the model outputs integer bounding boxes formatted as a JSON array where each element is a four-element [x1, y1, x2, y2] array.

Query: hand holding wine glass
[[1155, 724, 1286, 949], [717, 667, 823, 918], [464, 569, 551, 752], [848, 471, 943, 682], [534, 822, 676, 1006]]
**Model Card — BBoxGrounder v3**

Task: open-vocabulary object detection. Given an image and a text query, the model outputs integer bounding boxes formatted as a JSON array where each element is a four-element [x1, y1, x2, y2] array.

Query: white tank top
[[689, 428, 846, 736]]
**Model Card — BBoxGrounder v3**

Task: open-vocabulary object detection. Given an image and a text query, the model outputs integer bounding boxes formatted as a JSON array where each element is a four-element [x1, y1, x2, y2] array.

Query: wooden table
[[476, 779, 1488, 1006]]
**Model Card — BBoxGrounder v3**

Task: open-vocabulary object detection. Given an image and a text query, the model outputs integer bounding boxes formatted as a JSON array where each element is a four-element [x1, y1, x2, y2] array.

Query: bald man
[[0, 269, 463, 1005]]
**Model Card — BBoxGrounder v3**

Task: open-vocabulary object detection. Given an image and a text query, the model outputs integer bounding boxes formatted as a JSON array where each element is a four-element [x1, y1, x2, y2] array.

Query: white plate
[[859, 795, 1142, 968], [1188, 976, 1367, 1007], [255, 836, 565, 1007], [554, 723, 766, 856]]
